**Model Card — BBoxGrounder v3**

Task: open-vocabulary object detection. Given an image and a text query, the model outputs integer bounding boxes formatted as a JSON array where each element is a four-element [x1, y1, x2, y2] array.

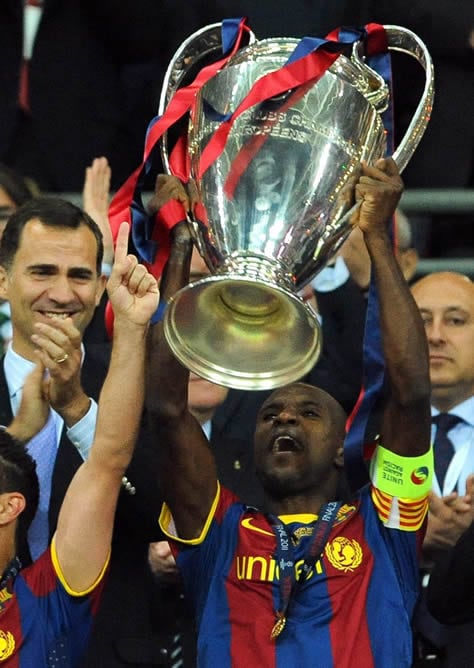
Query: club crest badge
[[325, 537, 363, 572]]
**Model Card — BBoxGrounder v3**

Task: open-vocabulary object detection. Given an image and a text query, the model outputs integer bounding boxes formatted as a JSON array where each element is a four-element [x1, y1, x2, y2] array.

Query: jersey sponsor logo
[[325, 537, 363, 572], [410, 466, 429, 485], [241, 517, 274, 537], [0, 630, 15, 661], [236, 554, 323, 582]]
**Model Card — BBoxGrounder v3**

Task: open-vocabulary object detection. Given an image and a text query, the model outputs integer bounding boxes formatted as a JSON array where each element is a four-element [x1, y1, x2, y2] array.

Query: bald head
[[411, 272, 474, 411], [412, 271, 473, 296]]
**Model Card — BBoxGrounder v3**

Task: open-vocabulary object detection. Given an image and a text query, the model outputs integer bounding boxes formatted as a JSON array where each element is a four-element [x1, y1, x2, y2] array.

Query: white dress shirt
[[200, 419, 212, 440]]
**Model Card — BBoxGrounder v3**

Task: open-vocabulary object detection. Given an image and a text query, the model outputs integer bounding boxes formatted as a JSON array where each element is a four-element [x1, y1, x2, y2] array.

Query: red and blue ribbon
[[342, 24, 395, 492]]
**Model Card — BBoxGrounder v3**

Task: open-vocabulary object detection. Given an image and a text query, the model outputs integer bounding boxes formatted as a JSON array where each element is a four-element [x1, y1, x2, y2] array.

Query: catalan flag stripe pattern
[[371, 487, 428, 531]]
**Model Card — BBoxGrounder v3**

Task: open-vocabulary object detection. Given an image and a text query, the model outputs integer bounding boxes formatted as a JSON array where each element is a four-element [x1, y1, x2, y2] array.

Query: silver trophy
[[159, 24, 434, 390]]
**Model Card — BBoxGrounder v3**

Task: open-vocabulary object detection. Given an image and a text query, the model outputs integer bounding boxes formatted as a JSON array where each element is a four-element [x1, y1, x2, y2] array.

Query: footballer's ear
[[334, 446, 344, 469], [0, 492, 26, 526]]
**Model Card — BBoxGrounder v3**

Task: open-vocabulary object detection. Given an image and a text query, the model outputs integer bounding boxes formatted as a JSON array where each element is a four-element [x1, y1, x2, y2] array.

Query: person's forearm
[[366, 230, 430, 405], [93, 319, 147, 470], [146, 224, 193, 422], [145, 226, 219, 538]]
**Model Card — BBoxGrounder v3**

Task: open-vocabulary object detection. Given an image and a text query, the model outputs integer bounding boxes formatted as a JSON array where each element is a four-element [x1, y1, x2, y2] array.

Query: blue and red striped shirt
[[0, 539, 107, 666], [161, 466, 428, 667]]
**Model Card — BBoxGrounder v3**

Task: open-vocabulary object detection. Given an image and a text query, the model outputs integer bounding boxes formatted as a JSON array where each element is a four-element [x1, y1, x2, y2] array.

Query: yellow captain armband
[[370, 444, 433, 498]]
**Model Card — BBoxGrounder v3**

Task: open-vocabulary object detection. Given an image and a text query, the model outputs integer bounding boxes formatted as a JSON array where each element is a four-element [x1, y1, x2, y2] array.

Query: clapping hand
[[424, 475, 474, 554]]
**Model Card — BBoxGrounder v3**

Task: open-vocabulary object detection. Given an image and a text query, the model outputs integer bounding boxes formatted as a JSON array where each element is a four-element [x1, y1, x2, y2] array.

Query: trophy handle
[[158, 22, 257, 175], [383, 25, 435, 173], [158, 23, 224, 175]]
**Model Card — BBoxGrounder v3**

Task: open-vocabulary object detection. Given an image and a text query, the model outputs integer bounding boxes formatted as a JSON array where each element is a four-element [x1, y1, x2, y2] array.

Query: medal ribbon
[[267, 500, 341, 638]]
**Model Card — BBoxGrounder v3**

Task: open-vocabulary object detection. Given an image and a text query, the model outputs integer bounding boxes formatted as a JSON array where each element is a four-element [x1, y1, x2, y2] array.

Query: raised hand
[[82, 156, 114, 265], [147, 174, 199, 217], [106, 222, 159, 327], [352, 158, 403, 236]]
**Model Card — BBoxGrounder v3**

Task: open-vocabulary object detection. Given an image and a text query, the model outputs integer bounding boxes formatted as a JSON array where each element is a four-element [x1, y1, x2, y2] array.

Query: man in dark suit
[[0, 196, 167, 666], [411, 271, 474, 667]]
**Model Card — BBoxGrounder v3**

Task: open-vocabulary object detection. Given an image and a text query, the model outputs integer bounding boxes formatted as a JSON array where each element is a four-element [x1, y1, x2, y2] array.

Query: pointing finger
[[114, 222, 130, 264]]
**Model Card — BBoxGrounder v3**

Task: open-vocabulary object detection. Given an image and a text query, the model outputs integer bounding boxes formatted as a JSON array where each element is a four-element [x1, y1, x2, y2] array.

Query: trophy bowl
[[162, 25, 434, 390]]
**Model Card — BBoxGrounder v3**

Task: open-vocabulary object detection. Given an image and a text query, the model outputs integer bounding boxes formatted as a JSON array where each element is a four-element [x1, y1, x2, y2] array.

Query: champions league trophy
[[158, 23, 434, 390]]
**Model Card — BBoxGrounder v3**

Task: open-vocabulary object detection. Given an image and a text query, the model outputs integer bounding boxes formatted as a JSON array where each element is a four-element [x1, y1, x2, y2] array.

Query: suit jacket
[[210, 424, 265, 510], [423, 525, 474, 668], [428, 523, 474, 626], [0, 347, 168, 667], [0, 347, 107, 541]]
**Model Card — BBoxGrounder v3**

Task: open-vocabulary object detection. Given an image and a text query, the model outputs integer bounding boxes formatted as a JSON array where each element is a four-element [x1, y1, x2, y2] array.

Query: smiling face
[[412, 272, 474, 411], [0, 219, 106, 359], [254, 383, 345, 501]]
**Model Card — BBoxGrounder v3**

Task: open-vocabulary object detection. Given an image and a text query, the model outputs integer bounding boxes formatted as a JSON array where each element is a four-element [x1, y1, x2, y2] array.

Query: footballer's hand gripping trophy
[[159, 23, 434, 390]]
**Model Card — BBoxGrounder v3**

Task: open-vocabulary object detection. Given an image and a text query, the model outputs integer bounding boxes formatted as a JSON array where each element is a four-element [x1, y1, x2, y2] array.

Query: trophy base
[[163, 275, 322, 390]]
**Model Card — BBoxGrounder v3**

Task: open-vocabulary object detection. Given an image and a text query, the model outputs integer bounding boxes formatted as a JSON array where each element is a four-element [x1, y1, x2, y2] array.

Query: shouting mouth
[[272, 435, 303, 454]]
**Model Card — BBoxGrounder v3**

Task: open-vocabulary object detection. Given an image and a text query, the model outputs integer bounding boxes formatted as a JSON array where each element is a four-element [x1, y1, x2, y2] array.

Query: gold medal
[[270, 614, 286, 639]]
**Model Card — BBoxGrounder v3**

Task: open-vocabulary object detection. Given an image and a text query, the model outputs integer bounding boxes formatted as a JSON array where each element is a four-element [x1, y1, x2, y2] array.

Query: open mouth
[[272, 435, 303, 453]]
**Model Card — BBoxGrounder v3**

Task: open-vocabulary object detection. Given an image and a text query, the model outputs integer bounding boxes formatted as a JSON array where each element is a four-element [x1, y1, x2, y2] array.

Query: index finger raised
[[114, 221, 130, 263]]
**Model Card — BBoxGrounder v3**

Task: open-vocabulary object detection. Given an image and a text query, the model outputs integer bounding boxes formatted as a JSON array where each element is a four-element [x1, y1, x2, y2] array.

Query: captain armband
[[370, 444, 433, 498]]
